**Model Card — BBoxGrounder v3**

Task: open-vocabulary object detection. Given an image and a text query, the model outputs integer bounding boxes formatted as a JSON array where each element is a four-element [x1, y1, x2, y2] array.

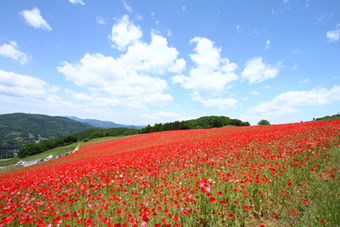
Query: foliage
[[72, 127, 138, 141], [17, 135, 78, 158], [139, 116, 250, 134], [1, 120, 339, 226], [0, 150, 14, 159], [257, 119, 271, 125], [0, 113, 94, 151]]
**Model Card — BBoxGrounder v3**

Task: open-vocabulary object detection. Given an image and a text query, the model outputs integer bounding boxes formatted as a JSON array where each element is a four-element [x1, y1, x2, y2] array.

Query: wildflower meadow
[[1, 120, 339, 226]]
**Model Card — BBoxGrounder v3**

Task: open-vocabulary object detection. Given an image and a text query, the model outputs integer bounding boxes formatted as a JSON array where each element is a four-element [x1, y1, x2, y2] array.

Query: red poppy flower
[[116, 209, 122, 215], [243, 206, 249, 210], [228, 214, 234, 219], [292, 210, 297, 215], [209, 197, 217, 203]]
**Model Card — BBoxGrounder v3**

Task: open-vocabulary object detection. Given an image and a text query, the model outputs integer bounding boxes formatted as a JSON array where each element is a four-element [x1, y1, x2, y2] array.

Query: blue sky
[[0, 0, 339, 126]]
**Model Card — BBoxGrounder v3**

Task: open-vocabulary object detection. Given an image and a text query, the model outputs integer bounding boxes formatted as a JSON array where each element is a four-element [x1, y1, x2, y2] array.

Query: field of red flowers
[[1, 120, 339, 226]]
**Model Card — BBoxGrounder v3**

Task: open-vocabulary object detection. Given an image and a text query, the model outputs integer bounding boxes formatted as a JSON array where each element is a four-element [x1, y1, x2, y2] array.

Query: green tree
[[257, 119, 270, 125]]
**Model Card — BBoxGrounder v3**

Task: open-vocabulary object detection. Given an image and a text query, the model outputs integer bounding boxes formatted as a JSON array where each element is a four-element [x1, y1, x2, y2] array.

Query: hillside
[[0, 113, 94, 151], [66, 116, 144, 129], [0, 120, 339, 226]]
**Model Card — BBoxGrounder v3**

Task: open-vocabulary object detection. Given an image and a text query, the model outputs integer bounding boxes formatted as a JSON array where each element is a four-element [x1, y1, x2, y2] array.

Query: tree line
[[17, 127, 138, 158], [138, 116, 250, 134]]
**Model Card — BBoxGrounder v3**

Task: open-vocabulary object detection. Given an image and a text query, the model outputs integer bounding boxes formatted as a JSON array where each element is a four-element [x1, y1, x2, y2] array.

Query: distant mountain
[[66, 116, 145, 129], [0, 113, 94, 151]]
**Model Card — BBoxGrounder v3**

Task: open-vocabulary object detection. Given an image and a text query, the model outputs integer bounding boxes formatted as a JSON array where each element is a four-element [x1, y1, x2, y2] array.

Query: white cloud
[[299, 78, 309, 83], [242, 97, 249, 101], [95, 16, 106, 25], [58, 31, 184, 108], [292, 64, 298, 70], [0, 41, 30, 64], [121, 32, 186, 74], [156, 111, 181, 118], [236, 25, 241, 31], [251, 91, 259, 95], [20, 7, 52, 31], [241, 57, 281, 83], [243, 85, 340, 121], [182, 6, 186, 11], [122, 0, 132, 13], [326, 29, 340, 42], [191, 94, 238, 109], [142, 111, 181, 123], [266, 40, 270, 49], [109, 15, 142, 51], [64, 89, 93, 102], [172, 37, 238, 108], [0, 70, 66, 109], [69, 0, 85, 5], [58, 53, 172, 108]]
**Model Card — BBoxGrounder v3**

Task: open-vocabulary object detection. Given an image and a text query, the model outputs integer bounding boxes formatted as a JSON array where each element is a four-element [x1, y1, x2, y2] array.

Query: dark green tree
[[257, 119, 270, 125]]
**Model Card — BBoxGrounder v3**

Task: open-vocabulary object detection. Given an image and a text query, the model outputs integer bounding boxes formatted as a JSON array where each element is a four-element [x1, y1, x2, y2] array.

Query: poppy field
[[0, 120, 340, 226]]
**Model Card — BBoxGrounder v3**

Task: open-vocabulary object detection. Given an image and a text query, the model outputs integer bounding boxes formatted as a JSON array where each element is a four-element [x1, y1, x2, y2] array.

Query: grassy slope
[[0, 143, 78, 167], [317, 115, 340, 121]]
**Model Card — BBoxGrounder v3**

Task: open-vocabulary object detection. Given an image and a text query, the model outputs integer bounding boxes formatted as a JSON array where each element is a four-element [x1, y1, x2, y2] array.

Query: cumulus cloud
[[69, 0, 85, 5], [243, 85, 340, 121], [326, 29, 340, 42], [0, 70, 66, 109], [241, 57, 281, 83], [172, 37, 238, 108], [109, 15, 142, 51], [0, 41, 30, 64], [58, 30, 185, 108], [20, 7, 52, 31]]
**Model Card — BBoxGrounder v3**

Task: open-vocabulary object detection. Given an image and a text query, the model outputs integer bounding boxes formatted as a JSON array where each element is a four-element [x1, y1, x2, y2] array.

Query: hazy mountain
[[66, 116, 145, 129]]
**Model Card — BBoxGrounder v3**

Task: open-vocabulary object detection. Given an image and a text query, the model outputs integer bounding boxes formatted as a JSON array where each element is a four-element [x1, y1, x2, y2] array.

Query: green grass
[[23, 143, 79, 161], [317, 115, 340, 121], [0, 143, 79, 167], [0, 157, 20, 167]]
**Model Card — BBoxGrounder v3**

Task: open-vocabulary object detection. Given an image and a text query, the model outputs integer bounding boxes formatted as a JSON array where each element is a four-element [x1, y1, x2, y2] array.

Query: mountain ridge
[[65, 116, 145, 129]]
